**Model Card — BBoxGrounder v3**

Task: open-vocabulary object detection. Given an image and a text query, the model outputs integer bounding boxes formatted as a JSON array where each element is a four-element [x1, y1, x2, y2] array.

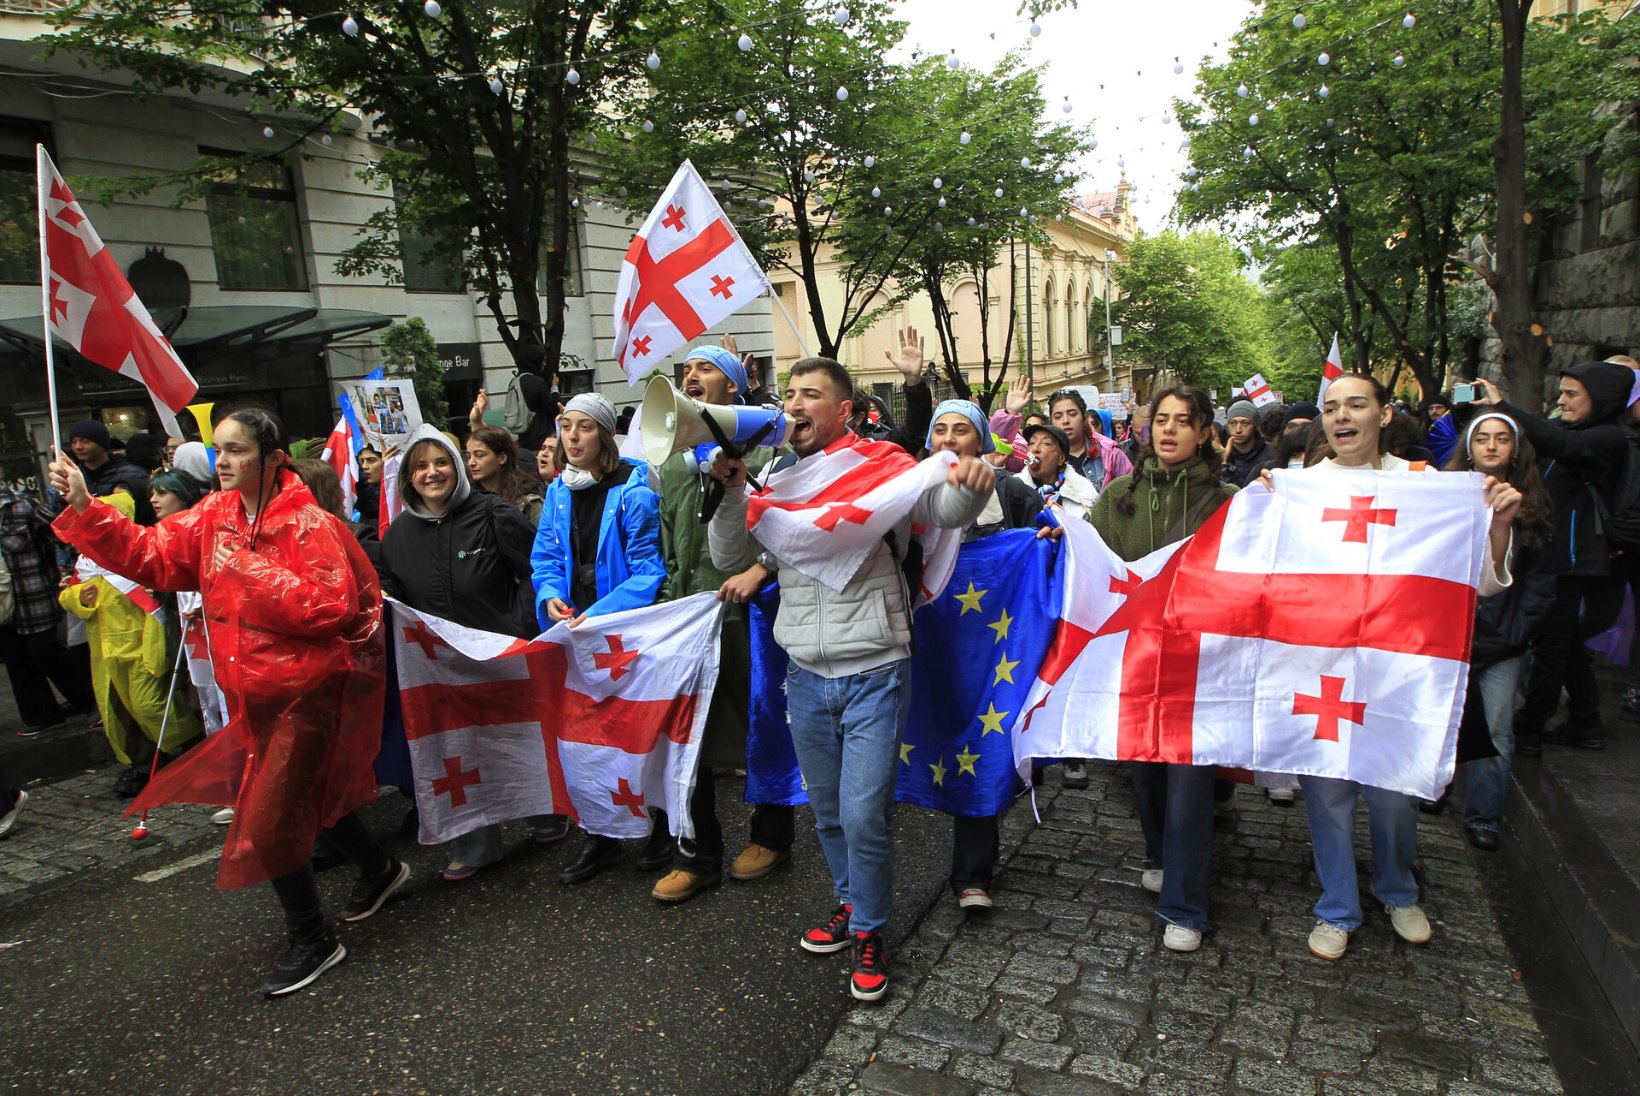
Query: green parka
[[1086, 453, 1237, 563]]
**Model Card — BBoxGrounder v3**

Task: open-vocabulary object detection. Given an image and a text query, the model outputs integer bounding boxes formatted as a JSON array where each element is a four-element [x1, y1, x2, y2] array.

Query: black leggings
[[268, 811, 390, 943]]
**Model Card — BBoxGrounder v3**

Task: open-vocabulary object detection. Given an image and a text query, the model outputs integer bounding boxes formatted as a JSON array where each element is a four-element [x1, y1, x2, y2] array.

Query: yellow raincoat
[[60, 494, 201, 763]]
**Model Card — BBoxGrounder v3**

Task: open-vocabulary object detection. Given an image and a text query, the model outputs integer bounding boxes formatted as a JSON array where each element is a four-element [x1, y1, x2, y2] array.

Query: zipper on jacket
[[1570, 509, 1577, 566]]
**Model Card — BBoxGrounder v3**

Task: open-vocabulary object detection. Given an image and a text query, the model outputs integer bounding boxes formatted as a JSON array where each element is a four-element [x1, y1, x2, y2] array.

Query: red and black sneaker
[[800, 902, 853, 954], [849, 931, 888, 1002]]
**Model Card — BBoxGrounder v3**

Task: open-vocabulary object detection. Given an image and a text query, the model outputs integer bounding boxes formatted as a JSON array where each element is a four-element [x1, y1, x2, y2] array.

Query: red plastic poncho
[[54, 469, 386, 889]]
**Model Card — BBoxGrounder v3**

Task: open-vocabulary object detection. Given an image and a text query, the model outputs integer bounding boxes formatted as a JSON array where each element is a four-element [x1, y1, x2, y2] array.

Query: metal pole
[[1104, 256, 1116, 390], [35, 145, 62, 459], [1023, 237, 1034, 393]]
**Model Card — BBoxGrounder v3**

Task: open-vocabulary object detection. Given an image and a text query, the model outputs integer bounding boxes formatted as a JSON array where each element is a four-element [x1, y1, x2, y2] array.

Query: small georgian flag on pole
[[1317, 332, 1345, 405], [612, 160, 771, 383], [1240, 373, 1277, 407]]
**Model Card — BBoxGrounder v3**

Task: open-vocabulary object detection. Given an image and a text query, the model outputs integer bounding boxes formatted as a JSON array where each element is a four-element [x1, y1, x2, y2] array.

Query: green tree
[[380, 317, 448, 430], [1110, 230, 1279, 396], [45, 0, 652, 369]]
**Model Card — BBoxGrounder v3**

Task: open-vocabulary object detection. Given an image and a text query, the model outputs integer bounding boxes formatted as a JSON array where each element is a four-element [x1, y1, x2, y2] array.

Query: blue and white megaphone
[[640, 375, 790, 468]]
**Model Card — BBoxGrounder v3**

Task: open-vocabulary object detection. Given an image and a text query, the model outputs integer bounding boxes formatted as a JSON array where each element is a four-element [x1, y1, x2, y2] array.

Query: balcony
[[0, 0, 70, 13]]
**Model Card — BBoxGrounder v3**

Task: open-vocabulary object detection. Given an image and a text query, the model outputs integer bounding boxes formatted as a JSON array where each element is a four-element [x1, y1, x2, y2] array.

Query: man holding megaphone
[[645, 343, 797, 904]]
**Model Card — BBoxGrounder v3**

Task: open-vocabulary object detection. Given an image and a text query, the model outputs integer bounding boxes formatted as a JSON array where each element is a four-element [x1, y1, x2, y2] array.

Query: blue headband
[[686, 345, 749, 402], [927, 400, 995, 454]]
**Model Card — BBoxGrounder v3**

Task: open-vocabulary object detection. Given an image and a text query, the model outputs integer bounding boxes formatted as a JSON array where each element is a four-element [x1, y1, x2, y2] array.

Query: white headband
[[1464, 411, 1520, 452]]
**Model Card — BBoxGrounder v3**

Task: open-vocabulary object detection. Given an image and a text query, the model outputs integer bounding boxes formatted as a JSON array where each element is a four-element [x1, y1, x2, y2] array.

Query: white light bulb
[[1089, 138, 1098, 150], [1021, 156, 1031, 169], [1318, 52, 1330, 66], [642, 121, 653, 133], [836, 86, 849, 101], [1118, 156, 1126, 168], [960, 131, 971, 145], [1293, 13, 1306, 29], [1318, 84, 1330, 99], [571, 198, 580, 207], [1249, 113, 1259, 125], [647, 51, 660, 71], [618, 186, 628, 197], [1053, 173, 1063, 184], [1403, 13, 1416, 28], [263, 126, 275, 138], [1244, 146, 1255, 159], [968, 216, 976, 225], [1055, 213, 1063, 221], [321, 134, 333, 147], [1392, 54, 1405, 67], [934, 222, 942, 231], [566, 68, 579, 85], [864, 155, 875, 168], [423, 0, 440, 17], [994, 187, 1004, 197], [1020, 207, 1028, 217], [932, 177, 942, 188], [1237, 83, 1249, 98], [1325, 117, 1335, 128], [1174, 61, 1184, 74], [938, 196, 946, 207], [947, 51, 959, 70], [342, 15, 359, 36], [490, 78, 504, 96], [738, 33, 752, 51], [735, 108, 747, 123], [804, 169, 816, 182], [832, 6, 849, 26], [871, 186, 881, 198], [1162, 113, 1172, 125], [1029, 22, 1042, 37]]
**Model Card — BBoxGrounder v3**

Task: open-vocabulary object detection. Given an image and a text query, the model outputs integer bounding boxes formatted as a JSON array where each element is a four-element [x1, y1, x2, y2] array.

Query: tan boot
[[729, 843, 791, 881], [651, 868, 721, 903]]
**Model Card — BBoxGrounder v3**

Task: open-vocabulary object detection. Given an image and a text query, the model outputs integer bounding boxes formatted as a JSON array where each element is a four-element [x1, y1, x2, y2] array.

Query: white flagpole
[[35, 144, 62, 459], [767, 287, 815, 360]]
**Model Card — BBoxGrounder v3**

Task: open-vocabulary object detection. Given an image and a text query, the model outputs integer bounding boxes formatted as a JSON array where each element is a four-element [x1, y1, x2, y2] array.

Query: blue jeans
[[1462, 656, 1524, 832], [786, 660, 913, 936], [1130, 761, 1217, 933], [1299, 775, 1419, 932]]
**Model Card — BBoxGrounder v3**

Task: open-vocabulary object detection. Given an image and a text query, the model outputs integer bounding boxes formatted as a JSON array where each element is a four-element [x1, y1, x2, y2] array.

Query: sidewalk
[[793, 770, 1563, 1096]]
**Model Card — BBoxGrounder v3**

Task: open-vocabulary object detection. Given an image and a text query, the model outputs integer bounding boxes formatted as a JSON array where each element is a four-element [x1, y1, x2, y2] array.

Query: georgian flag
[[391, 593, 724, 844], [1241, 372, 1277, 407], [612, 160, 770, 383], [320, 414, 361, 518], [1013, 471, 1491, 800], [745, 435, 965, 601], [1317, 332, 1345, 405], [38, 147, 198, 437]]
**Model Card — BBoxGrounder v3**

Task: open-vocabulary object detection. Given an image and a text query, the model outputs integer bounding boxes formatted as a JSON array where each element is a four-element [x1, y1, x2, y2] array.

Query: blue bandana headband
[[686, 345, 750, 402], [927, 399, 996, 454]]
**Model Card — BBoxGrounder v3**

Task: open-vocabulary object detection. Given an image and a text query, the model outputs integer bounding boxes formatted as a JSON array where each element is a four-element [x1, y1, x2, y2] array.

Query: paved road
[[0, 770, 949, 1094]]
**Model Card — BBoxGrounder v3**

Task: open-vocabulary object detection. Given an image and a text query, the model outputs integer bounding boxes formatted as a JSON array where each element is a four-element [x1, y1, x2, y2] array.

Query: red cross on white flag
[[1240, 372, 1277, 407], [612, 160, 771, 383], [1317, 332, 1345, 405], [36, 147, 198, 438]]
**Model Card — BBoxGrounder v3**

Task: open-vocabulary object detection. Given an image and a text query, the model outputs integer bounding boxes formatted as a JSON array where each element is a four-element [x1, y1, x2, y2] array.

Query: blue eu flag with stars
[[744, 529, 1061, 817]]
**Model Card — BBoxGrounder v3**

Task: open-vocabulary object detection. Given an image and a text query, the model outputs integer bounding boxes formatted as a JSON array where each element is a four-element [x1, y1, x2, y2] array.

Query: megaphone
[[640, 375, 790, 467]]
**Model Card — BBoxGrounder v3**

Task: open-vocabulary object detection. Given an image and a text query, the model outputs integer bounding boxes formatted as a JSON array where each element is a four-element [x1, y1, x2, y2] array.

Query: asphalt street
[[0, 778, 951, 1095]]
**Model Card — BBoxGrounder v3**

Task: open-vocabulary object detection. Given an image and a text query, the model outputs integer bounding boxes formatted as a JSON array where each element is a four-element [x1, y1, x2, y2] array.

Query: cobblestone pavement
[[0, 765, 223, 910], [792, 767, 1561, 1096]]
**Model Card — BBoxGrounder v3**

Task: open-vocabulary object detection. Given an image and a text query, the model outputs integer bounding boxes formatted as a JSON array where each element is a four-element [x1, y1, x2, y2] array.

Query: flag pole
[[35, 145, 62, 459], [767, 287, 814, 359]]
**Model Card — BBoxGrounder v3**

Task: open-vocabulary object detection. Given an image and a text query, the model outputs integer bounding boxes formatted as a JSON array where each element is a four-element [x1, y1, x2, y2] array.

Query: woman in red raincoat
[[49, 408, 409, 998]]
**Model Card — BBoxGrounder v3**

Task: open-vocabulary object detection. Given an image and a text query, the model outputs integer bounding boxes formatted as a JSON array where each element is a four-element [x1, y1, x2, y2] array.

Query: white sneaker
[[1308, 921, 1350, 961], [1162, 924, 1202, 952], [1387, 904, 1432, 944], [0, 789, 27, 839], [1140, 869, 1164, 893], [211, 807, 235, 825]]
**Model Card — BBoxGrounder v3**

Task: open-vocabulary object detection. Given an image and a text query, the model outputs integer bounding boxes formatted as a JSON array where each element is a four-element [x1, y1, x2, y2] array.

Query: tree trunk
[[1492, 0, 1549, 409]]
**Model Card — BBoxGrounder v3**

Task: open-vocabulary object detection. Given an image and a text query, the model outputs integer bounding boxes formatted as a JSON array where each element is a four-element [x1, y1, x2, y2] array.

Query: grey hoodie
[[398, 425, 472, 520]]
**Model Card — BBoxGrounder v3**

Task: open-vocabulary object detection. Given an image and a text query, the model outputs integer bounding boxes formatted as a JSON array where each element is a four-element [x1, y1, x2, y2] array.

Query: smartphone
[[1453, 383, 1478, 403]]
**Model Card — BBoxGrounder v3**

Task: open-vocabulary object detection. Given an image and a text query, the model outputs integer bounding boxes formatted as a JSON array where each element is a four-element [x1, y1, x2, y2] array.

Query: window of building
[[395, 192, 464, 293], [0, 118, 51, 285], [203, 152, 310, 291]]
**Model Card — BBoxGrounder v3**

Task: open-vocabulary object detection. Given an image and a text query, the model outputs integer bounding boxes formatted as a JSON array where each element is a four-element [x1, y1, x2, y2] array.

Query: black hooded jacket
[[1499, 360, 1634, 577], [517, 373, 563, 455]]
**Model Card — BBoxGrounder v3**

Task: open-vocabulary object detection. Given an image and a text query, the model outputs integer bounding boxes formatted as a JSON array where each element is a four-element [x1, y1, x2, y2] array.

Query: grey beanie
[[1227, 400, 1259, 424]]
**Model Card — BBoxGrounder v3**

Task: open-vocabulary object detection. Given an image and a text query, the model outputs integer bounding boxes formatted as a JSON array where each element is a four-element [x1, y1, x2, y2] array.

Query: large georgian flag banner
[[745, 436, 965, 600], [1015, 471, 1491, 801], [391, 593, 724, 844], [612, 159, 770, 382], [37, 147, 198, 438]]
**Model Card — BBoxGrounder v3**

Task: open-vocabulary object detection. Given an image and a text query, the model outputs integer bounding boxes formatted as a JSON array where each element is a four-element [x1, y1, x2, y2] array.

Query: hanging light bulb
[[618, 186, 628, 197], [1318, 83, 1330, 99], [642, 121, 654, 133], [934, 221, 943, 231], [836, 86, 849, 101], [1293, 13, 1306, 29], [871, 186, 881, 198], [1019, 207, 1029, 217], [1053, 172, 1063, 184], [1117, 156, 1126, 169], [1317, 51, 1330, 66], [647, 51, 660, 71], [571, 198, 580, 207], [1249, 113, 1259, 125], [883, 205, 892, 214], [938, 196, 947, 207], [863, 155, 875, 168], [1403, 13, 1416, 28], [1325, 117, 1335, 128], [968, 216, 977, 225], [1162, 112, 1172, 125], [1174, 61, 1184, 74], [342, 15, 359, 36], [1062, 97, 1072, 113], [321, 134, 333, 147], [960, 130, 971, 145], [263, 126, 275, 138], [1020, 156, 1031, 169], [490, 77, 504, 96], [804, 169, 816, 182], [994, 186, 1004, 197], [1244, 146, 1255, 158], [1392, 54, 1405, 67], [738, 33, 753, 51], [832, 6, 849, 26], [1089, 137, 1098, 150], [1029, 22, 1041, 37], [735, 108, 748, 123], [947, 50, 959, 70], [566, 68, 580, 85], [932, 177, 942, 188], [1055, 213, 1063, 221], [423, 0, 440, 17]]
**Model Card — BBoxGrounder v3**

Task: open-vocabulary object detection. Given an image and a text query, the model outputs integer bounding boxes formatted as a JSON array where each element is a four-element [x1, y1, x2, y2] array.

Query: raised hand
[[885, 326, 927, 385], [1005, 373, 1032, 414]]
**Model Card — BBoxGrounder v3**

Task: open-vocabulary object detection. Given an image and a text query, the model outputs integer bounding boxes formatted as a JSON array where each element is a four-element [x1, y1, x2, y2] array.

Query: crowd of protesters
[[2, 339, 1632, 1007]]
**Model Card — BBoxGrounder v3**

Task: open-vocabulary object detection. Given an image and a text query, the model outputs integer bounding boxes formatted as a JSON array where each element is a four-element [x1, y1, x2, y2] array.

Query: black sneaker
[[263, 936, 347, 997], [1543, 723, 1606, 750], [341, 858, 410, 922], [849, 931, 889, 1002], [800, 902, 854, 954]]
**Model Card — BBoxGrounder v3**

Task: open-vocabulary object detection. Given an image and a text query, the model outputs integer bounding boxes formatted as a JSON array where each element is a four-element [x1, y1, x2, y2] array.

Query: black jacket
[[1499, 360, 1635, 577], [380, 490, 538, 639], [1221, 438, 1269, 489], [83, 456, 155, 525], [517, 373, 563, 454], [1471, 541, 1558, 668]]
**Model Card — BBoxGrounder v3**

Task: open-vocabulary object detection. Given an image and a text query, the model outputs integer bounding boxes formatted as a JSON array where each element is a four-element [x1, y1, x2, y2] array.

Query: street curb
[[0, 723, 114, 784], [1508, 757, 1640, 1058]]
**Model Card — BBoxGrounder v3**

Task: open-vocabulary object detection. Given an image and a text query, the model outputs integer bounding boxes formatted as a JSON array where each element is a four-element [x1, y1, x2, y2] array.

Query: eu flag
[[743, 529, 1062, 817]]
